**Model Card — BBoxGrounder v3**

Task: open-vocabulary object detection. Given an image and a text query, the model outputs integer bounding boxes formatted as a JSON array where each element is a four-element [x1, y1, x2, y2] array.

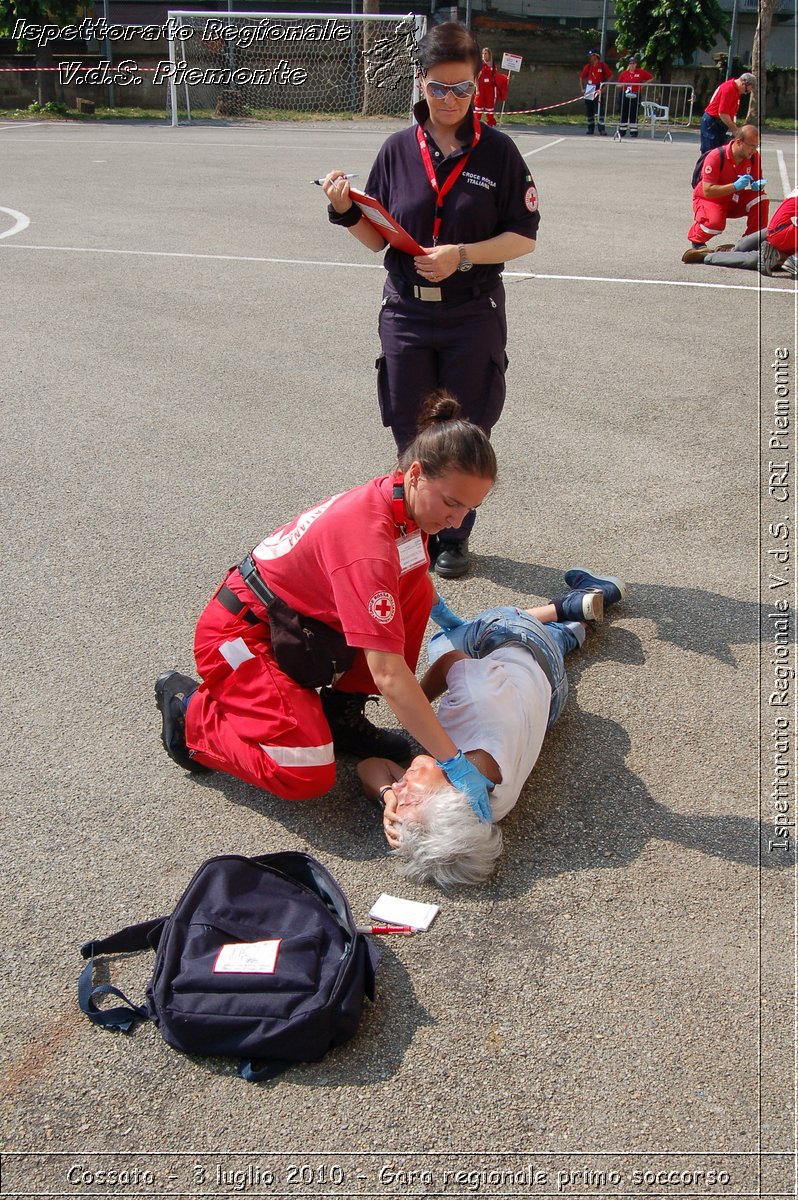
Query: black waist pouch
[[239, 553, 355, 688]]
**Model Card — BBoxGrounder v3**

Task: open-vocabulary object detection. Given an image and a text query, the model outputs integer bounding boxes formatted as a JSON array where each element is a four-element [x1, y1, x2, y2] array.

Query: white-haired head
[[391, 781, 503, 887]]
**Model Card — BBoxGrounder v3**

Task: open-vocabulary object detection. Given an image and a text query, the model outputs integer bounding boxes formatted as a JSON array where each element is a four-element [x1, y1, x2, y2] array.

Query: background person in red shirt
[[616, 55, 653, 137], [579, 49, 613, 135], [700, 72, 756, 152], [475, 47, 508, 126], [684, 125, 768, 253]]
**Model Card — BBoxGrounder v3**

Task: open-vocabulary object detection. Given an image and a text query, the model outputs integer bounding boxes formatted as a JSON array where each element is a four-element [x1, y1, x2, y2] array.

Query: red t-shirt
[[580, 61, 612, 87], [705, 78, 741, 120], [768, 195, 798, 255], [693, 144, 761, 199], [617, 67, 653, 94], [247, 476, 427, 654]]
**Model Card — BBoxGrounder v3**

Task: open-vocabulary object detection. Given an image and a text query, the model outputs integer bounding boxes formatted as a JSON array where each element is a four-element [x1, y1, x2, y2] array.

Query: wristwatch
[[457, 243, 473, 272]]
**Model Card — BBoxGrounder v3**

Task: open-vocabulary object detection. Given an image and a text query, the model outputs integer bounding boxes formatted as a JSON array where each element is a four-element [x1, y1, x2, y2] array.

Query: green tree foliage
[[0, 1, 87, 103], [0, 0, 85, 38], [614, 0, 728, 82]]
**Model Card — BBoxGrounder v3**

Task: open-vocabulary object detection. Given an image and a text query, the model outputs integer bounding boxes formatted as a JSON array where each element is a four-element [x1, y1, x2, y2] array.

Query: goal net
[[164, 10, 426, 125]]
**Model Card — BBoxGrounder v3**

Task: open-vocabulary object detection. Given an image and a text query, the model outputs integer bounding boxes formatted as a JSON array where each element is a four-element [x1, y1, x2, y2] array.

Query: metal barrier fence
[[596, 82, 695, 141]]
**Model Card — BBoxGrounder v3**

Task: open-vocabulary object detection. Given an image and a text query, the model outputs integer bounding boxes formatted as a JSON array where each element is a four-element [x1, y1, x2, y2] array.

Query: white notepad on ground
[[369, 893, 440, 931]]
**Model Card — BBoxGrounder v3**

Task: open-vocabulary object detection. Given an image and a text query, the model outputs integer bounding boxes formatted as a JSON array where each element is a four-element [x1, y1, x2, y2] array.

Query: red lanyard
[[416, 114, 481, 245], [392, 475, 410, 535]]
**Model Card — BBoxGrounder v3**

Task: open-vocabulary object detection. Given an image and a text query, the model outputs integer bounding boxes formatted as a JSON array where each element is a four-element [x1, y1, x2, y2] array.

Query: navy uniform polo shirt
[[364, 99, 539, 296]]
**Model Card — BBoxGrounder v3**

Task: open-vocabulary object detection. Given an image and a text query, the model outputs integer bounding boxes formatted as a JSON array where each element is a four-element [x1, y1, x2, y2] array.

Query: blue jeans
[[699, 112, 727, 154], [428, 606, 581, 729]]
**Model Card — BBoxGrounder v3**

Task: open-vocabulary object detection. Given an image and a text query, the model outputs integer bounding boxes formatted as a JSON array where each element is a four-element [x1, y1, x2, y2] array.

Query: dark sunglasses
[[425, 79, 476, 100]]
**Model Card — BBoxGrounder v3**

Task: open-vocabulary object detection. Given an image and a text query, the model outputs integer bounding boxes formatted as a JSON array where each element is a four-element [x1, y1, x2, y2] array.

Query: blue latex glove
[[750, 178, 767, 192], [733, 173, 753, 192], [430, 595, 466, 631], [437, 750, 494, 823]]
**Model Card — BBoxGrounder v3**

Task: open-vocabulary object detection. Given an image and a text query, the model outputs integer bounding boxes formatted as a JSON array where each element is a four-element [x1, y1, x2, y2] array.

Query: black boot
[[155, 671, 211, 773], [320, 688, 411, 761], [434, 538, 470, 579]]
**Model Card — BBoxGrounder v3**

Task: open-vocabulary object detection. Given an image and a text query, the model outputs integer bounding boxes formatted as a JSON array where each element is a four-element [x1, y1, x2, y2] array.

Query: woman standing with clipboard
[[323, 21, 539, 578]]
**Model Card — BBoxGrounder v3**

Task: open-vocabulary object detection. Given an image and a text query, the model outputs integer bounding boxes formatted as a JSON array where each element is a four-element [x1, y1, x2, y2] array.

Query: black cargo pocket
[[484, 351, 509, 430], [375, 353, 393, 429], [488, 292, 508, 346]]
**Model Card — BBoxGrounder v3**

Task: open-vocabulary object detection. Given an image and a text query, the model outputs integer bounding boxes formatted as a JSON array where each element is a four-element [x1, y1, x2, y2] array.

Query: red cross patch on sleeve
[[368, 591, 396, 623], [525, 185, 538, 212]]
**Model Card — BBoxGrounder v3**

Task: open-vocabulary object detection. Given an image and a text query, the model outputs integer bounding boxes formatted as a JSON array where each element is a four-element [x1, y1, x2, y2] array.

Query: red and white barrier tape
[[503, 94, 585, 115], [0, 64, 153, 71]]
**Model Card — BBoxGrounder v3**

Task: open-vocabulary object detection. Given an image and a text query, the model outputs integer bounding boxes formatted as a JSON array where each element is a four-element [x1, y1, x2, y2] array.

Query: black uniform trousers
[[376, 276, 508, 544], [584, 95, 605, 133], [619, 92, 641, 136]]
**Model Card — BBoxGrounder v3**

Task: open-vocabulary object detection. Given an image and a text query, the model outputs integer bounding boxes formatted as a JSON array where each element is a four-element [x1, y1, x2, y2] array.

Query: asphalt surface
[[1, 117, 795, 1199]]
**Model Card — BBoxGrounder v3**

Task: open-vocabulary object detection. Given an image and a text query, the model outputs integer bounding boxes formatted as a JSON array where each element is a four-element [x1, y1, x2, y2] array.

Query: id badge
[[396, 529, 427, 574]]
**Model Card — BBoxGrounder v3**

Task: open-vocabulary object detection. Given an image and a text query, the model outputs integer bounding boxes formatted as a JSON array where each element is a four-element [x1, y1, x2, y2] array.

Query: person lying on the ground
[[682, 187, 798, 276], [357, 568, 627, 886]]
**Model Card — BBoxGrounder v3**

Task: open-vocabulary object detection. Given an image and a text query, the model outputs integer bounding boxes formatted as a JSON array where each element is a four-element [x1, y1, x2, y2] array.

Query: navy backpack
[[78, 851, 380, 1082]]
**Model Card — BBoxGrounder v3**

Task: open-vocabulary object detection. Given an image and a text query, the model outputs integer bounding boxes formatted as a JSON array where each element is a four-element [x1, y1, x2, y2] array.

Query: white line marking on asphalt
[[1, 243, 383, 269], [504, 268, 792, 293], [0, 122, 47, 130], [1, 242, 792, 293], [776, 149, 791, 196], [523, 138, 565, 158], [0, 208, 31, 240]]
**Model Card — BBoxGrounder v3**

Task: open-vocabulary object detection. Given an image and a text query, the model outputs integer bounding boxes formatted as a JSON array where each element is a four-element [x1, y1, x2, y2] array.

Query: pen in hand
[[312, 173, 359, 186]]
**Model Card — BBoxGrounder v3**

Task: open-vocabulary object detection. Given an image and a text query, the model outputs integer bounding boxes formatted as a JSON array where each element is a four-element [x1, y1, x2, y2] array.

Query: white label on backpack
[[213, 939, 281, 974]]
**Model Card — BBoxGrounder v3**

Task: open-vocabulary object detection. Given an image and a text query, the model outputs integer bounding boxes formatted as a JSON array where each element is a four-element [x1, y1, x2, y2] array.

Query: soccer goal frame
[[165, 10, 426, 126]]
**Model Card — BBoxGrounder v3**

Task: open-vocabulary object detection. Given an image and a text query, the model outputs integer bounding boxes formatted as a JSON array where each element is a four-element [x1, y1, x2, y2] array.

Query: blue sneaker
[[563, 567, 627, 608], [557, 588, 604, 623]]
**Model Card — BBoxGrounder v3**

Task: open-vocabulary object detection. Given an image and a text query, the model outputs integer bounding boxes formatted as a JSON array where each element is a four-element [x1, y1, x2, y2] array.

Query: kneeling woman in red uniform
[[156, 394, 497, 817]]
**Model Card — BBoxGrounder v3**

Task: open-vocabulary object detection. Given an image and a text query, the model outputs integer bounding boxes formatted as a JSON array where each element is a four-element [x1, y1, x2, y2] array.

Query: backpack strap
[[239, 1058, 293, 1083], [80, 917, 166, 959], [78, 918, 166, 1033]]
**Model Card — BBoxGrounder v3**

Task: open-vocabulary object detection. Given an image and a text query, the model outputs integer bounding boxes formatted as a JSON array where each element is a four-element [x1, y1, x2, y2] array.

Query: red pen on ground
[[356, 924, 415, 935]]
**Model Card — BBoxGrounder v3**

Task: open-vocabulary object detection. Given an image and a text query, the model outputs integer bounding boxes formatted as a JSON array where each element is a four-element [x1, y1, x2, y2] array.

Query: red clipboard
[[348, 188, 428, 256]]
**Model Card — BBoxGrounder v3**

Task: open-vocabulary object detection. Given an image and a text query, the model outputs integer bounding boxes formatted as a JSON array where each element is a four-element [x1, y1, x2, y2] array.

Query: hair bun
[[417, 389, 462, 430]]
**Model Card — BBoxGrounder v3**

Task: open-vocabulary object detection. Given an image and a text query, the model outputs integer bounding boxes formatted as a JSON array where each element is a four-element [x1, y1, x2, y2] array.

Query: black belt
[[215, 582, 262, 627], [215, 553, 285, 623], [237, 552, 281, 609], [387, 274, 501, 305]]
